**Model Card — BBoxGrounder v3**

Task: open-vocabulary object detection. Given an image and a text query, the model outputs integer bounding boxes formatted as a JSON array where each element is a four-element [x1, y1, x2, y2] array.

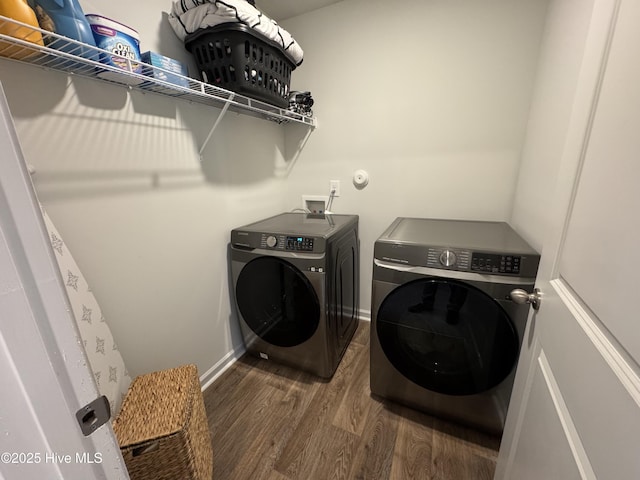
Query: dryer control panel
[[379, 244, 537, 277], [426, 248, 471, 270], [374, 217, 540, 279], [471, 253, 521, 274]]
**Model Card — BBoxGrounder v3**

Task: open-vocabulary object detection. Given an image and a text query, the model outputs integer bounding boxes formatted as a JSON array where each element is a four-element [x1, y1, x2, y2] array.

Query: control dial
[[439, 249, 457, 267], [266, 235, 277, 248]]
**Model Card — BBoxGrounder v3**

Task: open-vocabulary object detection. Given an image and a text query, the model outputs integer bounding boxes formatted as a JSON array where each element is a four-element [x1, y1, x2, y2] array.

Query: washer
[[370, 217, 540, 433], [231, 212, 359, 378]]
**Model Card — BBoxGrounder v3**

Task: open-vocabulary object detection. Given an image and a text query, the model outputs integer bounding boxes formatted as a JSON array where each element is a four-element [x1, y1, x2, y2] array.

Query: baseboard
[[200, 312, 370, 391], [199, 343, 246, 391]]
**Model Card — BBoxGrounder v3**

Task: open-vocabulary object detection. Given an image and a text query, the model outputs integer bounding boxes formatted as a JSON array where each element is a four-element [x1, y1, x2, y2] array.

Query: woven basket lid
[[113, 364, 198, 447]]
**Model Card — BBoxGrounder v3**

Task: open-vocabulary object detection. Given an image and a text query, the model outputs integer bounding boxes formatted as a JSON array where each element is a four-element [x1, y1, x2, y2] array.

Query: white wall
[[281, 0, 550, 314], [0, 0, 291, 379], [509, 0, 596, 253], [0, 0, 555, 381]]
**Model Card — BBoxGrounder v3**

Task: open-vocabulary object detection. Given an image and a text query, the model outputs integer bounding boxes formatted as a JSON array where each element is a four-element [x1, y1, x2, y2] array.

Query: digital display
[[471, 253, 521, 274], [286, 236, 314, 251]]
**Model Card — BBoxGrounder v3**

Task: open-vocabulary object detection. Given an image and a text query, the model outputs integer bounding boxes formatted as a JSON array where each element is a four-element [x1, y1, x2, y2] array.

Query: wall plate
[[302, 195, 329, 213]]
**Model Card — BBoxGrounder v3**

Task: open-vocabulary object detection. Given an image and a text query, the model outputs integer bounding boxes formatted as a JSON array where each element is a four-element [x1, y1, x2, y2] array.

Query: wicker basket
[[185, 23, 295, 108], [113, 365, 213, 480]]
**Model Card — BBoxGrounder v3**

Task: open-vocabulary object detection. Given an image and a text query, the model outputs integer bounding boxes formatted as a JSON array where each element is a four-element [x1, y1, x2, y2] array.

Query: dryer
[[231, 213, 359, 378], [370, 217, 540, 433]]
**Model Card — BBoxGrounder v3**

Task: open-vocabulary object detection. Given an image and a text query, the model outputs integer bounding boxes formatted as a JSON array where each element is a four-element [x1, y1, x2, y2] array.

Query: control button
[[266, 235, 277, 248], [439, 250, 457, 267]]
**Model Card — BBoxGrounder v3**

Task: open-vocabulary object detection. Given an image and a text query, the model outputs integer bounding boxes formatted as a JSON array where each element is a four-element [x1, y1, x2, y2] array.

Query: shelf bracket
[[199, 94, 235, 160], [276, 125, 314, 177]]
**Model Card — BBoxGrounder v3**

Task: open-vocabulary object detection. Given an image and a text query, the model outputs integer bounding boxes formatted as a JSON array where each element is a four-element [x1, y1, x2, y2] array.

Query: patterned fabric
[[41, 207, 132, 417], [168, 0, 304, 65]]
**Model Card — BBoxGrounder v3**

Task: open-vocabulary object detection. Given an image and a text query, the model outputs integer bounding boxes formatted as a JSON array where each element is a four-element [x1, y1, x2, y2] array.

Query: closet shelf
[[0, 15, 316, 127]]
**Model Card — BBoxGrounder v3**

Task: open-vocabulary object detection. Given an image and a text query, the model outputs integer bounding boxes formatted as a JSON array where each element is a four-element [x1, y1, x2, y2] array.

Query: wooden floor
[[202, 321, 500, 480]]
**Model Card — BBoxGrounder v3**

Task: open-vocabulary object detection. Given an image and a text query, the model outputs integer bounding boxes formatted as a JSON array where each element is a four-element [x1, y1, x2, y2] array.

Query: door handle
[[509, 288, 541, 310]]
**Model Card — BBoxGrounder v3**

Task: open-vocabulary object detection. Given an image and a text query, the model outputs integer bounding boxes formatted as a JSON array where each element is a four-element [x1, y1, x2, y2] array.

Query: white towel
[[168, 0, 304, 66]]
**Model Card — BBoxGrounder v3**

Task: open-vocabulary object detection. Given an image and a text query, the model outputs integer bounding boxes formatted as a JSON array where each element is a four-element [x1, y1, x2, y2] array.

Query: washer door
[[236, 256, 320, 347], [376, 278, 518, 396]]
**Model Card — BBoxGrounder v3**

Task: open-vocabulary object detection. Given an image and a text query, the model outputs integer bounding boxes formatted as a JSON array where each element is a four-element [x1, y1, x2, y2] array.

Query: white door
[[495, 0, 640, 478], [0, 83, 128, 479]]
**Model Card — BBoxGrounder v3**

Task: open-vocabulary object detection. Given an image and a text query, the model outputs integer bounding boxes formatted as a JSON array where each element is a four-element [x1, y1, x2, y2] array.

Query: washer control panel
[[286, 236, 314, 251], [471, 253, 521, 274], [259, 233, 315, 251], [260, 234, 286, 250], [266, 235, 278, 248]]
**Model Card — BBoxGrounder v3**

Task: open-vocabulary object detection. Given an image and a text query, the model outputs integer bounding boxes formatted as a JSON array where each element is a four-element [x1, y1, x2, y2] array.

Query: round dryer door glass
[[236, 257, 320, 347], [376, 278, 519, 396]]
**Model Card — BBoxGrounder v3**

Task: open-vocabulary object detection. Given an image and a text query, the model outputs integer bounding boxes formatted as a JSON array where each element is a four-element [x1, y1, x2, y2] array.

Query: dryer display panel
[[236, 257, 320, 347], [376, 278, 519, 396], [471, 252, 521, 274]]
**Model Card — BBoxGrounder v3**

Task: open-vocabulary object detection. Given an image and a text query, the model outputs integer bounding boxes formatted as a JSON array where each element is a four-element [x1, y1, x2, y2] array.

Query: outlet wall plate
[[302, 195, 329, 213], [330, 180, 340, 197]]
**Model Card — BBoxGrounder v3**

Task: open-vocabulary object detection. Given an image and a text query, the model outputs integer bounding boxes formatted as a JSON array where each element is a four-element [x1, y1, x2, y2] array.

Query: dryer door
[[236, 256, 320, 347], [376, 278, 518, 396]]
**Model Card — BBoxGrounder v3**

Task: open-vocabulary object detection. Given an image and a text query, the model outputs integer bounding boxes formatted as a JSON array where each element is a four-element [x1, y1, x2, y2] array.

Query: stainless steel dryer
[[370, 217, 540, 433], [231, 213, 359, 378]]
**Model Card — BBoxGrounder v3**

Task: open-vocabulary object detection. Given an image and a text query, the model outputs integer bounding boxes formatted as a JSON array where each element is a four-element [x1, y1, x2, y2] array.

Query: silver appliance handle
[[373, 258, 536, 286]]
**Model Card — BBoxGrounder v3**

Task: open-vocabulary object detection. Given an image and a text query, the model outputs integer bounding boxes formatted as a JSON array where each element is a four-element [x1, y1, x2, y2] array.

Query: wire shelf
[[0, 15, 316, 127]]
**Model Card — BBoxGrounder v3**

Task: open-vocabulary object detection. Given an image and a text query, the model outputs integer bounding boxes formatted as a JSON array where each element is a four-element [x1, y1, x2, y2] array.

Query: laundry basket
[[112, 364, 213, 480], [185, 22, 295, 108]]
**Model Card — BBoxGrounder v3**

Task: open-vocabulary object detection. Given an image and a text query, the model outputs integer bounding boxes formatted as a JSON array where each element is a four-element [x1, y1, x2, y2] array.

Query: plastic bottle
[[27, 0, 96, 58], [0, 0, 45, 58]]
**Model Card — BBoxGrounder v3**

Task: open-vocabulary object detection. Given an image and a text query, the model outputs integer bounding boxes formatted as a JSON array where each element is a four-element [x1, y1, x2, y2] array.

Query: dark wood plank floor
[[203, 321, 500, 480]]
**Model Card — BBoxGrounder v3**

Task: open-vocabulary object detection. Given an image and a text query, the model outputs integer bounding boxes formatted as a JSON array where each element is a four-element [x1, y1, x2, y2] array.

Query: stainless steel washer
[[231, 213, 359, 378], [370, 217, 540, 433]]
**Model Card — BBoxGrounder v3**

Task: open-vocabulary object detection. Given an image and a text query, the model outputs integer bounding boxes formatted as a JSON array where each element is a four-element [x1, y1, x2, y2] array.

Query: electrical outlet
[[330, 180, 341, 197]]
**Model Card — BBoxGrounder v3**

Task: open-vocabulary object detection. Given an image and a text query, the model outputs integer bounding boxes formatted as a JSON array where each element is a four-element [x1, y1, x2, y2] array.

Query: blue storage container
[[28, 0, 96, 59]]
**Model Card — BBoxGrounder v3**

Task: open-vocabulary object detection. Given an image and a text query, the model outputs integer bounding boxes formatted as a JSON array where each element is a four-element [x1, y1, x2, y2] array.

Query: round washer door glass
[[236, 256, 320, 347], [377, 278, 519, 396]]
